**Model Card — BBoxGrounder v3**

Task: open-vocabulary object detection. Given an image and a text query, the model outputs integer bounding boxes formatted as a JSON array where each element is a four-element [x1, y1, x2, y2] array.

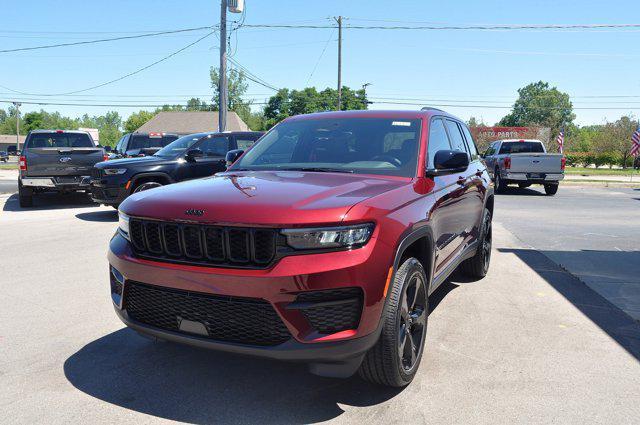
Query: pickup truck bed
[[18, 130, 106, 207], [483, 139, 565, 195]]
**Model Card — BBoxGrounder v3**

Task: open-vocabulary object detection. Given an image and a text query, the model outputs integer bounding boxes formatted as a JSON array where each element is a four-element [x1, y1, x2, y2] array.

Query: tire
[[133, 181, 162, 193], [460, 208, 492, 278], [359, 257, 428, 387], [495, 168, 508, 193], [18, 182, 34, 208], [544, 184, 558, 196], [518, 183, 531, 188]]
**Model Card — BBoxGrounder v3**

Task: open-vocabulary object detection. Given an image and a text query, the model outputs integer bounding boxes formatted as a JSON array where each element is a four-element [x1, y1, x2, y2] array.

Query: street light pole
[[219, 0, 228, 132], [12, 102, 21, 152]]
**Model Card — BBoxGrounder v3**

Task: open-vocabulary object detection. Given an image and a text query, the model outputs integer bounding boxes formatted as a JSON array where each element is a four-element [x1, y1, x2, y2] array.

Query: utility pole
[[362, 82, 371, 108], [219, 0, 228, 132], [335, 16, 343, 111], [12, 102, 21, 152]]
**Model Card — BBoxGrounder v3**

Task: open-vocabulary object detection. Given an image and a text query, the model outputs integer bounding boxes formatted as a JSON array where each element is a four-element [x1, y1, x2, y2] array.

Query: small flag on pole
[[631, 125, 640, 157], [556, 128, 565, 154]]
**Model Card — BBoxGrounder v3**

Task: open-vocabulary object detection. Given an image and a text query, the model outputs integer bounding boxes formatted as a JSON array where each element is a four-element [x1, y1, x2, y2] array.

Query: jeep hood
[[120, 171, 408, 225]]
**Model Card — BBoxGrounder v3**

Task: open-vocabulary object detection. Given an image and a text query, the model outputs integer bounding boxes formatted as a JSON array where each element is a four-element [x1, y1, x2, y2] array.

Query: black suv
[[91, 131, 262, 207], [110, 132, 179, 158]]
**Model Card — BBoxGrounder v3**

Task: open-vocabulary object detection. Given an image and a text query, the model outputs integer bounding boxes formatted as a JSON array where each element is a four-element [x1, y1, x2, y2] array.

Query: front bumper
[[107, 229, 392, 368], [90, 181, 129, 205], [21, 176, 91, 190]]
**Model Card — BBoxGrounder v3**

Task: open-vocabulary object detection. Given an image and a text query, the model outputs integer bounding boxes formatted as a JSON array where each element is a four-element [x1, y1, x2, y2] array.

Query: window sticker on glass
[[392, 121, 412, 127]]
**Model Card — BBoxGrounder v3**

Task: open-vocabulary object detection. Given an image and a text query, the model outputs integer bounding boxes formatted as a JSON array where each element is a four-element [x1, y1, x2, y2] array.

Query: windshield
[[232, 118, 421, 177], [154, 134, 204, 157], [26, 132, 93, 148], [499, 141, 545, 154], [129, 134, 178, 150]]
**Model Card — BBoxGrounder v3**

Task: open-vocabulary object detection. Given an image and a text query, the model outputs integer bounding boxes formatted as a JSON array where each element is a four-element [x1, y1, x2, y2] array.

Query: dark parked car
[[110, 132, 179, 159], [18, 130, 106, 207], [109, 109, 493, 387], [0, 151, 8, 162], [91, 131, 263, 208], [7, 145, 18, 156]]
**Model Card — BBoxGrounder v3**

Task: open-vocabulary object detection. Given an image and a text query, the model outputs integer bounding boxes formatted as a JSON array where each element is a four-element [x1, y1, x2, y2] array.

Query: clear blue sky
[[1, 0, 639, 126]]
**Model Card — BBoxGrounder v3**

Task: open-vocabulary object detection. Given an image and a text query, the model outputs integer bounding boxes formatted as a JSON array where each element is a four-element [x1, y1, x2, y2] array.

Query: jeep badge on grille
[[185, 209, 205, 216]]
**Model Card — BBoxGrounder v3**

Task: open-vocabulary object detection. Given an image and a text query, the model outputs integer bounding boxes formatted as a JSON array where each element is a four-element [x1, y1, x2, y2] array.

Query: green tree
[[210, 67, 251, 122], [124, 110, 155, 133], [263, 86, 368, 128], [499, 81, 575, 137]]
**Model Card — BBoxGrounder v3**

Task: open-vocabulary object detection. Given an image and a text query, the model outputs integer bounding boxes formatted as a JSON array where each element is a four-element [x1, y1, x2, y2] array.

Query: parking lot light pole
[[12, 101, 21, 152]]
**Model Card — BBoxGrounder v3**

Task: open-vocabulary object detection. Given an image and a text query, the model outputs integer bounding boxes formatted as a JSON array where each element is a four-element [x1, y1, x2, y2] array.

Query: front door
[[183, 135, 230, 181]]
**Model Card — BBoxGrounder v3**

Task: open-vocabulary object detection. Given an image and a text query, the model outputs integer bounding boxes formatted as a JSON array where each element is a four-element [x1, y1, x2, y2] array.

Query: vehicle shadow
[[64, 329, 403, 424], [76, 210, 118, 222], [497, 187, 546, 196], [498, 248, 640, 361], [2, 192, 96, 211]]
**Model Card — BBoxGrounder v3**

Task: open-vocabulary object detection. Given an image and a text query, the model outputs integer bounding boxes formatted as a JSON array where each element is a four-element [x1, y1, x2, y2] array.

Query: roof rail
[[420, 107, 445, 112]]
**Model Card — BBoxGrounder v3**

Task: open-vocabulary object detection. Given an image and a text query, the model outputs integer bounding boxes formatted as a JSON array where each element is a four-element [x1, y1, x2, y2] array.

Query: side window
[[485, 142, 497, 157], [459, 123, 479, 159], [199, 136, 229, 157], [236, 136, 258, 151], [445, 119, 468, 154], [427, 118, 451, 168], [115, 136, 125, 153]]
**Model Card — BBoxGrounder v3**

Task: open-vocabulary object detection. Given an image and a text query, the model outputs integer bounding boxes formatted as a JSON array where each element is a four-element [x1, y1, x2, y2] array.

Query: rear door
[[24, 132, 104, 177]]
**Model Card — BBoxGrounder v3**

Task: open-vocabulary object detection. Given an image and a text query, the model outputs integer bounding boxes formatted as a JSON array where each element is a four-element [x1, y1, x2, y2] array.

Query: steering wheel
[[371, 155, 402, 167]]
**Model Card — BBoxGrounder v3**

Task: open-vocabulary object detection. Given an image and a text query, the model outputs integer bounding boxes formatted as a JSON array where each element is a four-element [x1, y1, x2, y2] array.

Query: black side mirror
[[186, 148, 204, 161], [225, 149, 244, 167], [103, 146, 112, 153], [426, 150, 470, 176]]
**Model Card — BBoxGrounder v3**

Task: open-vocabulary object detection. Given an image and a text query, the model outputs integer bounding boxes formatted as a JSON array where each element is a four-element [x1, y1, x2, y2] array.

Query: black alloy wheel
[[133, 181, 162, 193], [398, 272, 427, 372]]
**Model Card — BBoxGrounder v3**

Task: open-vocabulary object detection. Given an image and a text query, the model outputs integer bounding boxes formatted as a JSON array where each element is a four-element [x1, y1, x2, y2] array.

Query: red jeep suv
[[109, 109, 493, 387]]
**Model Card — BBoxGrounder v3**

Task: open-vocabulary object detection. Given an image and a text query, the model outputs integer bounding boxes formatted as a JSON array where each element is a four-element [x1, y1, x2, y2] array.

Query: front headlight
[[118, 212, 130, 240], [282, 223, 374, 250], [104, 168, 127, 175]]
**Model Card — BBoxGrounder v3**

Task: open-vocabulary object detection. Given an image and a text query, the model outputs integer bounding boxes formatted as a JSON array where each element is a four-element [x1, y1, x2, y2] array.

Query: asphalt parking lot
[[1, 186, 639, 424]]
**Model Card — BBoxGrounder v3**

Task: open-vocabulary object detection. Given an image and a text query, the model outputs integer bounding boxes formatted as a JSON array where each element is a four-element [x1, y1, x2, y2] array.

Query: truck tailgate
[[509, 153, 563, 174], [25, 148, 104, 177]]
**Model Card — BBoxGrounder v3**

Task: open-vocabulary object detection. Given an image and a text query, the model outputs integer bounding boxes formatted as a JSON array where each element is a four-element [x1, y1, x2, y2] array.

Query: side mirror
[[103, 146, 112, 153], [225, 149, 244, 167], [426, 150, 470, 176], [186, 148, 204, 161]]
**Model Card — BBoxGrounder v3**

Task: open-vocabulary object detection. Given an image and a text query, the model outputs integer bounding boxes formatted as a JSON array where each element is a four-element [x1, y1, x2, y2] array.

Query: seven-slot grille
[[124, 281, 291, 346], [128, 218, 277, 268]]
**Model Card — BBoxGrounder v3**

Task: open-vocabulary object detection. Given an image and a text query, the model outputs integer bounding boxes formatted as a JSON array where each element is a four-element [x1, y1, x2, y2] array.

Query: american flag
[[631, 125, 640, 157], [556, 129, 565, 154]]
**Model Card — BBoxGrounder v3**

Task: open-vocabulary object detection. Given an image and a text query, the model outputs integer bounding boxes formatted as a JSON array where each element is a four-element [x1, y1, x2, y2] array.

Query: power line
[[0, 26, 215, 53], [0, 32, 215, 96], [306, 28, 336, 85], [240, 22, 640, 31], [227, 56, 280, 91], [371, 100, 638, 110]]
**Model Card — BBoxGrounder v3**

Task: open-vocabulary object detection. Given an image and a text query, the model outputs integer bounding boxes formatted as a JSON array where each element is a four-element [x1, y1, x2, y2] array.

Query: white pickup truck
[[482, 139, 565, 195]]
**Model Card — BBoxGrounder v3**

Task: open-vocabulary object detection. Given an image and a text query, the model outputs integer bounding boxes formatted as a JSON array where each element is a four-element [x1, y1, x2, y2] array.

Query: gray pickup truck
[[483, 139, 565, 195], [18, 130, 106, 207]]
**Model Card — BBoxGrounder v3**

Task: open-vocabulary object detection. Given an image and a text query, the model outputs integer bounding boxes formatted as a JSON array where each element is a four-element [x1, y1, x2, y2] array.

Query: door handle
[[456, 176, 466, 185]]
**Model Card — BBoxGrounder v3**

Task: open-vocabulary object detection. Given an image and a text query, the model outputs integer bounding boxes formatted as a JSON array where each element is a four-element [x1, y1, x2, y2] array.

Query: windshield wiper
[[279, 167, 355, 173]]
